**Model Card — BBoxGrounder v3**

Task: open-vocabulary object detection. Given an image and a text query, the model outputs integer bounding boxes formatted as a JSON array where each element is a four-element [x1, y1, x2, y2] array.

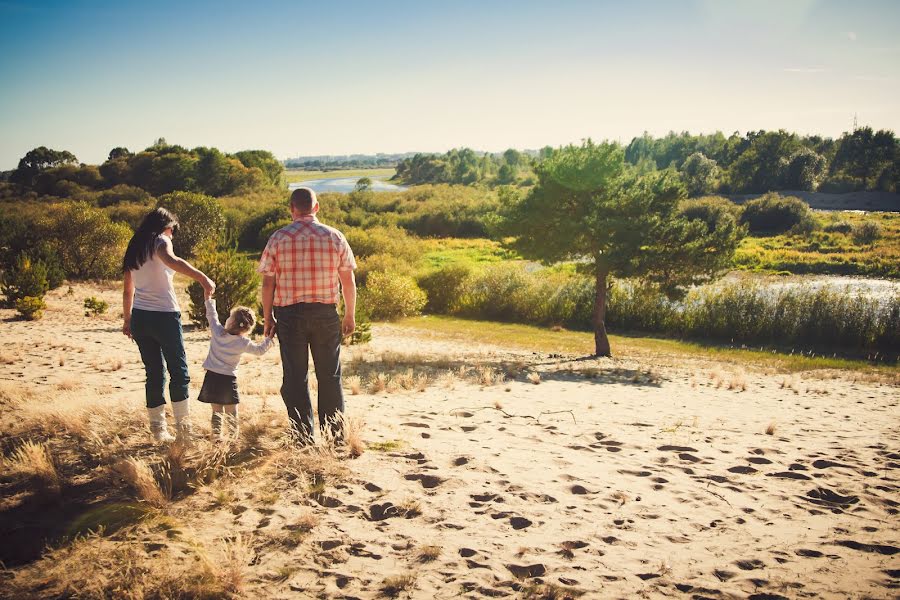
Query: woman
[[122, 208, 215, 443]]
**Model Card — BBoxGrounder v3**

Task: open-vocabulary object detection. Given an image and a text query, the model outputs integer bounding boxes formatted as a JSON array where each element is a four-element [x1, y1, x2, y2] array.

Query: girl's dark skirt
[[197, 370, 240, 405]]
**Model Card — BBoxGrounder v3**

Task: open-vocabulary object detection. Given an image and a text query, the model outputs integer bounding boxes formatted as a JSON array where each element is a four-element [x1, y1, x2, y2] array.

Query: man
[[258, 187, 357, 443]]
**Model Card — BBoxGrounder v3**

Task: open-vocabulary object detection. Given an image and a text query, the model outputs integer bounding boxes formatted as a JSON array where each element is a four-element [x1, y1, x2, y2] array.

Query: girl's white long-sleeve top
[[202, 299, 274, 377]]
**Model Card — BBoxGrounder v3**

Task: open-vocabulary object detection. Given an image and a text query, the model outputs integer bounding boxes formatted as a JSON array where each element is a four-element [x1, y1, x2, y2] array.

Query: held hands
[[264, 315, 277, 338], [342, 314, 356, 337], [201, 276, 216, 300]]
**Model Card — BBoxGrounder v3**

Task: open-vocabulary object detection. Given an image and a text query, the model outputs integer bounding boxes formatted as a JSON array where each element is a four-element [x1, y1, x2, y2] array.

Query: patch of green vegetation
[[65, 502, 150, 538], [283, 168, 395, 184], [395, 315, 899, 376], [368, 439, 404, 452], [419, 238, 517, 270]]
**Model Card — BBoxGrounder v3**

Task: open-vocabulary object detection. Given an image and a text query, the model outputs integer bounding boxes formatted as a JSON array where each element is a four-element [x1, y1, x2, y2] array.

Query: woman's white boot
[[148, 405, 175, 443]]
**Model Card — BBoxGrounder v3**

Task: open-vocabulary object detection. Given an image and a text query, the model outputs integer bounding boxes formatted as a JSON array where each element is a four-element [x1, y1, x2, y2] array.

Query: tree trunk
[[593, 267, 611, 357]]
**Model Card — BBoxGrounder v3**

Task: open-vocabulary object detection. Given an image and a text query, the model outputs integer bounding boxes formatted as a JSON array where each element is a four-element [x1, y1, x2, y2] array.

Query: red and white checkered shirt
[[257, 216, 357, 307]]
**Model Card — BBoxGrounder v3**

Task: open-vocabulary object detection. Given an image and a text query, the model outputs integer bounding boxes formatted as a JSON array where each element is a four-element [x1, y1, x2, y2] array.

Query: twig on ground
[[449, 406, 576, 424]]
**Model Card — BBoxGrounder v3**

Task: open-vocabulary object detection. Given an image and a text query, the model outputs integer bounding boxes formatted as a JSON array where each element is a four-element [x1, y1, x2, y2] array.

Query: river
[[288, 176, 407, 194]]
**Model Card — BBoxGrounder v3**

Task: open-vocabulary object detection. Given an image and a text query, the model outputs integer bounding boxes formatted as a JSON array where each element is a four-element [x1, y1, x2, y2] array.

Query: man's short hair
[[290, 187, 317, 213]]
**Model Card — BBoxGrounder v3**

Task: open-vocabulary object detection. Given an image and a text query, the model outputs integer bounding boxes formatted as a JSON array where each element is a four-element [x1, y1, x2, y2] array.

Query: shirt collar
[[293, 214, 318, 223]]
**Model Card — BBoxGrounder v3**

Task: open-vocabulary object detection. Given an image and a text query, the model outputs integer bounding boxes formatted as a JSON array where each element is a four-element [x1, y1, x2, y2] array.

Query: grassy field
[[396, 315, 899, 377], [418, 238, 516, 270], [735, 211, 900, 278], [283, 168, 396, 185]]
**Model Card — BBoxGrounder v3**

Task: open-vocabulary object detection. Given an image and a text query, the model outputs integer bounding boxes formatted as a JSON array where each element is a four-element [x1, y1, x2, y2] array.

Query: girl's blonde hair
[[226, 306, 256, 335]]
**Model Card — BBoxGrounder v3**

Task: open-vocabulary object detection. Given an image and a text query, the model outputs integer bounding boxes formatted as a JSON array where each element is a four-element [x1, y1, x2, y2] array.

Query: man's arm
[[338, 269, 356, 337], [122, 269, 134, 338], [262, 274, 277, 337]]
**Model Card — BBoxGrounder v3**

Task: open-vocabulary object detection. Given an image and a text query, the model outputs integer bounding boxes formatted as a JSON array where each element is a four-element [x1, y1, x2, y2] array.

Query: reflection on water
[[724, 273, 900, 304], [288, 176, 407, 194]]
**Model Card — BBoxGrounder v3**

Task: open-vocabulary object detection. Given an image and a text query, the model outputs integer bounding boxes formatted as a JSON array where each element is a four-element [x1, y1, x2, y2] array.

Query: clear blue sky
[[1, 0, 898, 168]]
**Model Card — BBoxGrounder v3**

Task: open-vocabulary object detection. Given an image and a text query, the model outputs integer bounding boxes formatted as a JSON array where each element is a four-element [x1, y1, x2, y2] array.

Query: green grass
[[283, 168, 396, 185], [419, 238, 517, 270], [735, 211, 900, 278], [394, 315, 899, 376]]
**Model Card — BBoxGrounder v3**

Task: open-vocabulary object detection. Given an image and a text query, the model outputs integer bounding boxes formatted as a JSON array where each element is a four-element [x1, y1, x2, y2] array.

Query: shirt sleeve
[[257, 235, 278, 275], [336, 233, 357, 272], [244, 336, 274, 356], [205, 299, 224, 335]]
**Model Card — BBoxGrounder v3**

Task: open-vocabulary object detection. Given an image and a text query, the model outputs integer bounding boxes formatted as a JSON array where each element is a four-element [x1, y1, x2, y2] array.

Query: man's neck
[[293, 213, 317, 222]]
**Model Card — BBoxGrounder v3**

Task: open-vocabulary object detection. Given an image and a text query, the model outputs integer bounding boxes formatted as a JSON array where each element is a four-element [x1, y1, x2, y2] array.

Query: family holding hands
[[122, 188, 357, 445]]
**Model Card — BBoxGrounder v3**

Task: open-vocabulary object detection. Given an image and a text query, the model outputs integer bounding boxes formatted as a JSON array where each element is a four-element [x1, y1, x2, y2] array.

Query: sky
[[1, 0, 898, 169]]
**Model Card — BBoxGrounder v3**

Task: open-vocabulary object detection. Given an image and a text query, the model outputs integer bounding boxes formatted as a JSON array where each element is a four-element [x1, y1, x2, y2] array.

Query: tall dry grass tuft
[[346, 375, 362, 395], [382, 573, 417, 597], [3, 440, 60, 494], [527, 372, 542, 385], [113, 456, 168, 507], [765, 422, 777, 436], [417, 545, 442, 562], [369, 372, 389, 394], [217, 534, 252, 594], [338, 412, 366, 458], [475, 365, 504, 386]]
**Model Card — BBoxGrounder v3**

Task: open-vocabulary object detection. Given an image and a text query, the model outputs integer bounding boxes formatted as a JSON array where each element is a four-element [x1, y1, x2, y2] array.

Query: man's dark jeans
[[131, 309, 190, 409], [275, 302, 345, 443]]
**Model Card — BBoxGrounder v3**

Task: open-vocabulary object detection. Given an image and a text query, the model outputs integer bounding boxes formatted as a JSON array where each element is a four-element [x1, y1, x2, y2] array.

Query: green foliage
[[739, 193, 813, 234], [2, 255, 49, 306], [83, 296, 109, 316], [680, 152, 720, 196], [394, 148, 535, 187], [823, 219, 853, 234], [417, 263, 472, 313], [39, 202, 132, 280], [15, 296, 47, 320], [157, 192, 225, 258], [362, 271, 426, 320], [232, 150, 284, 186], [186, 245, 260, 328], [677, 196, 742, 232], [10, 146, 78, 186], [852, 220, 882, 245]]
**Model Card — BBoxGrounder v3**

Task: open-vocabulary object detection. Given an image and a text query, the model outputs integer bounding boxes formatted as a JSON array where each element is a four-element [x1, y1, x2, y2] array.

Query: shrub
[[39, 202, 132, 280], [157, 192, 226, 258], [852, 221, 882, 245], [2, 255, 49, 306], [677, 196, 742, 232], [823, 220, 853, 234], [417, 263, 473, 313], [84, 296, 109, 316], [739, 193, 813, 234], [363, 271, 426, 320], [789, 213, 820, 237], [16, 296, 47, 320], [186, 245, 260, 328], [343, 226, 421, 262]]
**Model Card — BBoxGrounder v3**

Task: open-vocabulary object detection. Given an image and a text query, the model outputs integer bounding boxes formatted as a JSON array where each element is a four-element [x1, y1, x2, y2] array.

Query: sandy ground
[[1, 283, 898, 599]]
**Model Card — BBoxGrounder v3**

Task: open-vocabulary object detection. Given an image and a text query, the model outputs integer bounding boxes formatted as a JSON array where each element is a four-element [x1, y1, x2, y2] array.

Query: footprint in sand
[[405, 473, 445, 489], [509, 516, 533, 530], [728, 466, 758, 474], [506, 563, 546, 578], [453, 456, 470, 466]]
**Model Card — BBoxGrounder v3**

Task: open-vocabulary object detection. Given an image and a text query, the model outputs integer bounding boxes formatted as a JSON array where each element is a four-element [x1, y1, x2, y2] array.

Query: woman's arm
[[123, 269, 134, 338], [157, 239, 215, 296]]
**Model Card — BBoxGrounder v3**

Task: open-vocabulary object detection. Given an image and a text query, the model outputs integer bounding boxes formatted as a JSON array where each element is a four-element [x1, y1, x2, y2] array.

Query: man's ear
[[312, 202, 320, 214]]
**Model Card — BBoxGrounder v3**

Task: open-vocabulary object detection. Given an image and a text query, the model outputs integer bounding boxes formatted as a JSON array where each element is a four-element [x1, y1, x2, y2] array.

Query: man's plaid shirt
[[257, 215, 357, 306]]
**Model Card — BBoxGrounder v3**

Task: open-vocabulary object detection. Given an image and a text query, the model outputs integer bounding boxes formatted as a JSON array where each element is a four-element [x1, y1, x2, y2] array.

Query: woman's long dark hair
[[122, 208, 179, 272]]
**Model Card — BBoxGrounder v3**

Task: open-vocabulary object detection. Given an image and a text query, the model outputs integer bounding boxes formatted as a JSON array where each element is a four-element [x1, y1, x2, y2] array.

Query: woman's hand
[[201, 276, 216, 299], [122, 318, 132, 339]]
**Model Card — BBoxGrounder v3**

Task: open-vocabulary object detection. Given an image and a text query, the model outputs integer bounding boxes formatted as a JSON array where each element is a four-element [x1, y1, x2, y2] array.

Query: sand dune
[[1, 283, 898, 599]]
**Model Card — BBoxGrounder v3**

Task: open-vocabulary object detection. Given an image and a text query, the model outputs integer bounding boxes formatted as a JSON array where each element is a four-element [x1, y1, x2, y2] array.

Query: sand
[[1, 282, 898, 599]]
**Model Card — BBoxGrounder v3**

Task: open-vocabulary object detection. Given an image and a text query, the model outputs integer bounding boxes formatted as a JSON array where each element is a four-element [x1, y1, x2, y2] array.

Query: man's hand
[[342, 314, 356, 337], [122, 318, 132, 339], [264, 315, 277, 338]]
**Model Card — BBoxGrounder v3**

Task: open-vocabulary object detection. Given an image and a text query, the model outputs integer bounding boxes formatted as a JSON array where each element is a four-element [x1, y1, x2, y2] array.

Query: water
[[725, 273, 900, 304], [288, 176, 407, 194]]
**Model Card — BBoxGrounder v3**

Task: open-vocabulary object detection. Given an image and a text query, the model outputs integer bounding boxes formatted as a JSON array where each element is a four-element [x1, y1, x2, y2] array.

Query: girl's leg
[[211, 404, 225, 439], [224, 404, 239, 439]]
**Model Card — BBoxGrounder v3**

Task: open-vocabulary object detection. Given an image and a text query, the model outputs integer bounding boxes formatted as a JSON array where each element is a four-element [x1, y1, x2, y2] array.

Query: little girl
[[198, 294, 275, 440]]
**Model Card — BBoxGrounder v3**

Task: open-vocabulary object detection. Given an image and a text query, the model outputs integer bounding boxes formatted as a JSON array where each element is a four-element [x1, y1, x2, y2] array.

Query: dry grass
[[397, 497, 422, 517], [765, 421, 777, 436], [381, 573, 417, 597], [217, 534, 252, 595], [339, 412, 366, 458], [58, 353, 65, 367], [346, 375, 362, 395], [3, 440, 60, 494], [474, 365, 504, 386], [0, 349, 18, 364], [417, 545, 442, 562], [369, 372, 389, 394], [112, 456, 168, 507], [522, 582, 586, 599], [56, 378, 80, 391], [727, 370, 748, 392], [527, 372, 542, 385]]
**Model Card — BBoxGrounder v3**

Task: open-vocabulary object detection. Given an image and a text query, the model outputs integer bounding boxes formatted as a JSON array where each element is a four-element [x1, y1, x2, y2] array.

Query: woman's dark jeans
[[131, 309, 190, 409], [275, 302, 345, 443]]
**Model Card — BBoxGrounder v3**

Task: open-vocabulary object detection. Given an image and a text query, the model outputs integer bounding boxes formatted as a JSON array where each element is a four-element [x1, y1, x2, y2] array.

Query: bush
[[677, 196, 742, 232], [739, 193, 813, 234], [84, 296, 109, 316], [40, 202, 132, 280], [16, 296, 46, 320], [2, 255, 49, 306], [186, 245, 260, 328], [417, 263, 473, 313], [852, 221, 882, 245], [823, 220, 853, 234], [362, 271, 426, 320], [157, 192, 226, 258]]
